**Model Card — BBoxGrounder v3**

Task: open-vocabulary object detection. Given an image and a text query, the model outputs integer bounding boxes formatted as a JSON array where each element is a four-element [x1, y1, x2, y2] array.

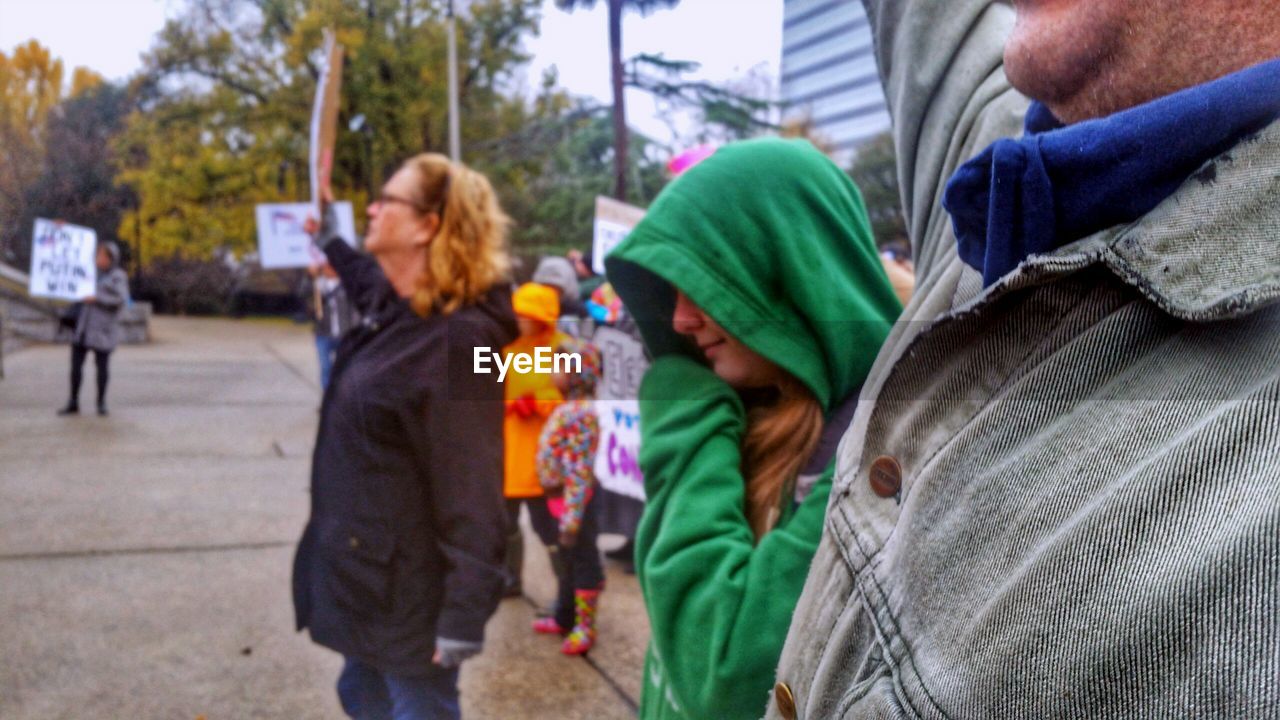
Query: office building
[[780, 0, 890, 163]]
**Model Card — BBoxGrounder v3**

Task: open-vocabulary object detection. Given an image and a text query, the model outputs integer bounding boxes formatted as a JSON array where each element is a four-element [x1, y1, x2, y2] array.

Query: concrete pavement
[[0, 316, 647, 719]]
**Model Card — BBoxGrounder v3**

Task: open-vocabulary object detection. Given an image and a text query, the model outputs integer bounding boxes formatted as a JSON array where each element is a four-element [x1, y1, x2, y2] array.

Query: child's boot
[[561, 588, 601, 655], [532, 613, 568, 634]]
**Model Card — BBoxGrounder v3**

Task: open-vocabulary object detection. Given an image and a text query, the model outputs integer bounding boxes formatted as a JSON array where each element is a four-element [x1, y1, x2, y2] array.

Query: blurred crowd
[[98, 0, 1277, 718]]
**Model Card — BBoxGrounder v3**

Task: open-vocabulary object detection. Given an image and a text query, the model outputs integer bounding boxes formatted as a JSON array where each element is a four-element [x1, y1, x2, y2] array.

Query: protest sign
[[592, 325, 650, 500], [593, 326, 648, 401], [592, 196, 645, 275], [594, 400, 645, 501], [255, 202, 357, 269], [309, 30, 344, 210], [28, 219, 97, 300]]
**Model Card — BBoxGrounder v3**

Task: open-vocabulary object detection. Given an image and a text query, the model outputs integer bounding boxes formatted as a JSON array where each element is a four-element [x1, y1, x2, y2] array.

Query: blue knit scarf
[[943, 57, 1280, 287]]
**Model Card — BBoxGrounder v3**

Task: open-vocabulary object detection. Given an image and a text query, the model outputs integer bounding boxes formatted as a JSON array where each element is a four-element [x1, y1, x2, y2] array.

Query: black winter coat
[[292, 228, 516, 675]]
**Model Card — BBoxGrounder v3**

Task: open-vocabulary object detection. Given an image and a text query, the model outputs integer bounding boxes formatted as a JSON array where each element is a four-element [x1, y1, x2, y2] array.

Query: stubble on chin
[[1002, 1, 1129, 123], [1004, 0, 1280, 124]]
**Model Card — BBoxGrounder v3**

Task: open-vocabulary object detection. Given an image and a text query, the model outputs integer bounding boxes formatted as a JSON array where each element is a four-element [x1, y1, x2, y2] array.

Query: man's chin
[[1003, 34, 1108, 124], [1004, 1, 1133, 122]]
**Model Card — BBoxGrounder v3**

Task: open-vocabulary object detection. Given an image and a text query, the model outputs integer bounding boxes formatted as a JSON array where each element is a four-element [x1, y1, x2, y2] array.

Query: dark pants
[[550, 497, 604, 629], [69, 343, 111, 408], [315, 334, 339, 389], [337, 657, 460, 720], [503, 497, 557, 592]]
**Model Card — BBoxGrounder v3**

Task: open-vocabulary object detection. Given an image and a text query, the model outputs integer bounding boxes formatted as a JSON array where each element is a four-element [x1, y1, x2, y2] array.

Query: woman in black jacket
[[293, 153, 516, 720]]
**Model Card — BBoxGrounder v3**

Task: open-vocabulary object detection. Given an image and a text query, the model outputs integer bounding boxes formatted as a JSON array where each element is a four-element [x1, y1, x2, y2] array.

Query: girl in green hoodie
[[605, 138, 901, 720]]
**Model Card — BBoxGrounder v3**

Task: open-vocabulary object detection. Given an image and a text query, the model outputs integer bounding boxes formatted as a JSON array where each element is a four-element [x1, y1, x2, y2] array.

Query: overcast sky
[[0, 0, 782, 147]]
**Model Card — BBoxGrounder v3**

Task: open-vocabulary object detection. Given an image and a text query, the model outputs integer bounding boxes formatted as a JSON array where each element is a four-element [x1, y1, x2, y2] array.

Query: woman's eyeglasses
[[374, 192, 431, 214]]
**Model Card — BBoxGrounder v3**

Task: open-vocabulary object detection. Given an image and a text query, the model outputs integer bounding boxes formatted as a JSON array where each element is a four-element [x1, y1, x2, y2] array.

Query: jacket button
[[869, 456, 902, 499], [774, 681, 797, 720], [348, 536, 361, 549]]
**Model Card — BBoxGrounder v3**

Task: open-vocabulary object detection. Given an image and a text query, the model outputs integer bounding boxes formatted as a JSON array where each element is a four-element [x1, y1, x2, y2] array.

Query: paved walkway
[[0, 317, 646, 719]]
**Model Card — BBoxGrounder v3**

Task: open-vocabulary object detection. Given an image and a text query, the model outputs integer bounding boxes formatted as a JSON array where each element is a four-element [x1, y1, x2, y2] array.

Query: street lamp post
[[447, 0, 461, 162], [349, 114, 376, 203]]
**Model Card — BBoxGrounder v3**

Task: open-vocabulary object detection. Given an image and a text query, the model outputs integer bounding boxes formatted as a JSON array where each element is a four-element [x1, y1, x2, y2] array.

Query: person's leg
[[383, 664, 461, 720], [574, 497, 605, 590], [527, 497, 575, 627], [60, 344, 88, 414], [598, 490, 640, 574], [554, 559, 576, 631], [315, 335, 336, 389], [503, 498, 523, 596], [532, 568, 573, 634], [94, 349, 111, 415], [525, 498, 559, 547], [336, 657, 393, 720], [562, 498, 604, 655], [532, 502, 573, 633]]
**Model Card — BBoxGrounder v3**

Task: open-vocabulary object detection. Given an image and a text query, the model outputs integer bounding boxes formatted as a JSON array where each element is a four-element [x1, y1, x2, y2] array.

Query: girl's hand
[[559, 529, 578, 548], [509, 394, 537, 419]]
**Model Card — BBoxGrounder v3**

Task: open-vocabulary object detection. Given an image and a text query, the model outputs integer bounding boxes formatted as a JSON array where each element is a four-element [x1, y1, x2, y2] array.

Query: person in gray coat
[[532, 255, 590, 332], [58, 241, 129, 417]]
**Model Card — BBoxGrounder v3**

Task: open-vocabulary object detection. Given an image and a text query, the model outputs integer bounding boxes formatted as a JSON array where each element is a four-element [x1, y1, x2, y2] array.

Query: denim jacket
[[767, 1, 1280, 718]]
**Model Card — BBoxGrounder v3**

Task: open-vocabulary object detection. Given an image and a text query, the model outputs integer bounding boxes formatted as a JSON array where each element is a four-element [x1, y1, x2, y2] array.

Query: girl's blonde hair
[[402, 153, 512, 317], [742, 374, 824, 540]]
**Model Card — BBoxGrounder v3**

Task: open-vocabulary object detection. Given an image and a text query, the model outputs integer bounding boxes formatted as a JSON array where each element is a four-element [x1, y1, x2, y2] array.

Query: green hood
[[605, 138, 901, 410]]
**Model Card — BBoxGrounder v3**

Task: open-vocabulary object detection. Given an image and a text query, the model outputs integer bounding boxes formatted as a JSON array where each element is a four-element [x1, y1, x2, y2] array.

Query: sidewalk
[[0, 317, 646, 719]]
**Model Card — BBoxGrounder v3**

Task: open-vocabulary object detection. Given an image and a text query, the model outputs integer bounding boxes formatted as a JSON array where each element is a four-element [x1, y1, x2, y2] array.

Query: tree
[[553, 0, 678, 201], [19, 83, 136, 271], [472, 101, 669, 257], [625, 53, 774, 142], [778, 115, 836, 156], [846, 131, 907, 251], [0, 40, 109, 265], [115, 0, 561, 263], [0, 41, 65, 263]]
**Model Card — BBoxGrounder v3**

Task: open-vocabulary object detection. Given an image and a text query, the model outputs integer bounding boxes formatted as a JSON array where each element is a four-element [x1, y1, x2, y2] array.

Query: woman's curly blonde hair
[[401, 153, 512, 317]]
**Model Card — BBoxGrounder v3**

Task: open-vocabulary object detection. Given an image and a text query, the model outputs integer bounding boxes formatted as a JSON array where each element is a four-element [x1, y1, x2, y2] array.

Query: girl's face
[[671, 289, 784, 389], [95, 247, 112, 271], [552, 371, 571, 393], [364, 166, 439, 257], [517, 316, 546, 338]]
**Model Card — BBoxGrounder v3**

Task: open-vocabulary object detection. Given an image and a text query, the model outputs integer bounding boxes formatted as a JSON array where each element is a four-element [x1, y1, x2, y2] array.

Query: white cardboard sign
[[592, 196, 646, 275], [309, 30, 344, 212], [255, 202, 357, 269], [29, 219, 97, 300], [594, 399, 646, 501]]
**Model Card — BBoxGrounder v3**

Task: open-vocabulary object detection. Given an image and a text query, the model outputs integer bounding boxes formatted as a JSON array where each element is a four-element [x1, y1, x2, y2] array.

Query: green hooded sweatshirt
[[605, 138, 901, 720]]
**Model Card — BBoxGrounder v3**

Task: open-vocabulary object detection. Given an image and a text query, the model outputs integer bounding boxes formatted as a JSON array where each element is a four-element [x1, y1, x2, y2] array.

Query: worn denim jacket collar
[[965, 119, 1280, 322]]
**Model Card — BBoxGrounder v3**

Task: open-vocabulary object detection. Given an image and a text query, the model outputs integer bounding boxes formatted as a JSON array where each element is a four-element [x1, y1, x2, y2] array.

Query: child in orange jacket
[[502, 282, 573, 596]]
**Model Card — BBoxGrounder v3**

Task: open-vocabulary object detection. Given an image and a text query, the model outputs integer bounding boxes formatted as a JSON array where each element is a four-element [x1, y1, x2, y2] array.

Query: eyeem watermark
[[474, 347, 581, 382]]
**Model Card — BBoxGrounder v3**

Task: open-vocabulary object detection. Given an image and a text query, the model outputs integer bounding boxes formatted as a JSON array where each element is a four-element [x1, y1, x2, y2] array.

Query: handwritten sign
[[593, 326, 647, 401], [254, 202, 356, 269], [591, 325, 650, 500], [592, 196, 645, 275], [594, 400, 645, 501], [29, 219, 96, 300]]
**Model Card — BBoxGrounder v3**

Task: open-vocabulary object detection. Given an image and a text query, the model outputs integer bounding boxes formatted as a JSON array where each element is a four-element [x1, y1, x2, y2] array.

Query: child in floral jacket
[[533, 338, 605, 655]]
